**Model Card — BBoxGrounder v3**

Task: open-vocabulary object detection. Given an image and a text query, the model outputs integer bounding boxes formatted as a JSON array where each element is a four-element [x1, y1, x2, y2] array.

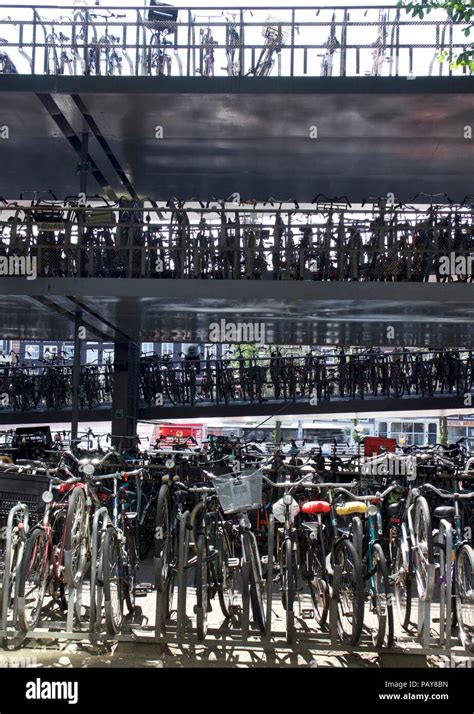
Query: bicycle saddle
[[301, 500, 330, 515], [387, 502, 402, 516], [433, 506, 455, 519], [336, 501, 368, 516]]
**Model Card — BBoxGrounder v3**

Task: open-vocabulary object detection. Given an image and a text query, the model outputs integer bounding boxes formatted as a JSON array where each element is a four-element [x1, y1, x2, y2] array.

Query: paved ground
[[0, 558, 458, 669]]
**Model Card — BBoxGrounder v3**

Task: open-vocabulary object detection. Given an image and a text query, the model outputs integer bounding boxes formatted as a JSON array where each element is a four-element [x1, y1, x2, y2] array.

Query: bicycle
[[188, 482, 237, 639], [343, 483, 397, 647], [267, 469, 321, 642], [208, 468, 267, 634], [223, 13, 240, 76], [17, 469, 81, 631], [388, 465, 435, 631], [246, 17, 287, 77], [423, 480, 474, 652], [300, 481, 365, 646], [95, 469, 141, 635], [197, 21, 218, 77], [319, 13, 340, 77], [0, 39, 17, 73]]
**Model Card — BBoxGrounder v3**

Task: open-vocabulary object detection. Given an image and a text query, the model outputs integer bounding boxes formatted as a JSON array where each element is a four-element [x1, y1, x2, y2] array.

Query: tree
[[399, 1, 473, 69]]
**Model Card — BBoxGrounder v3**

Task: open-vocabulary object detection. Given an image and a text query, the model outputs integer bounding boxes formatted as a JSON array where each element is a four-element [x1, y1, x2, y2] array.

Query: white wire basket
[[211, 471, 263, 514]]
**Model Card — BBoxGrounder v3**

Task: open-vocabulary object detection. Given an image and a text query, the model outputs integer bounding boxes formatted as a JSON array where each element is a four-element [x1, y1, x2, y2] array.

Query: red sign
[[364, 436, 397, 457], [153, 423, 203, 442]]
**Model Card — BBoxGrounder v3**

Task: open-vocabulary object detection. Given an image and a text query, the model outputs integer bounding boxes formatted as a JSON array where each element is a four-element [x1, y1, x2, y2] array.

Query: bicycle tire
[[413, 496, 434, 599], [333, 539, 364, 647], [64, 486, 89, 587], [243, 531, 266, 634], [370, 542, 393, 648], [124, 528, 137, 615], [393, 539, 412, 630], [306, 540, 329, 627], [17, 528, 49, 632], [195, 534, 209, 640], [455, 543, 474, 652], [216, 523, 236, 619], [154, 484, 171, 591], [280, 537, 295, 612], [103, 527, 124, 636]]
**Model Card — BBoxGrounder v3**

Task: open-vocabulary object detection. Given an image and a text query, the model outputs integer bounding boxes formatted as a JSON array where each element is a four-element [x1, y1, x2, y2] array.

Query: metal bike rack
[[0, 502, 28, 633], [438, 519, 453, 650]]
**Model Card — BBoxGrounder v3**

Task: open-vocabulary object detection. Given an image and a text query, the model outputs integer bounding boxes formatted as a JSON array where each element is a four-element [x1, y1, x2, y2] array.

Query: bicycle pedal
[[300, 609, 314, 620], [261, 555, 268, 565], [228, 557, 240, 568]]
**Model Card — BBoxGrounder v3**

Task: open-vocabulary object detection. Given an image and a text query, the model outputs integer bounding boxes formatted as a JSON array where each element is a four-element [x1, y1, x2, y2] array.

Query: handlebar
[[422, 483, 474, 500], [340, 482, 399, 501]]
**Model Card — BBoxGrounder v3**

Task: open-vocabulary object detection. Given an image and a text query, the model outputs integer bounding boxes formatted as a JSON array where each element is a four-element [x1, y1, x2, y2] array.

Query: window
[[25, 344, 40, 360], [102, 348, 114, 364], [63, 344, 74, 360], [379, 422, 388, 438], [160, 343, 174, 358], [428, 423, 437, 445], [86, 349, 99, 364], [43, 345, 58, 359], [0, 340, 10, 354], [141, 342, 155, 356]]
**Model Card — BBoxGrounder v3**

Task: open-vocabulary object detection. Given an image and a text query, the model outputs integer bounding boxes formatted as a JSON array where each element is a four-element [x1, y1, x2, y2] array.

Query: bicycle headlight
[[283, 493, 293, 506], [165, 459, 175, 469], [42, 490, 54, 504], [367, 504, 378, 517], [81, 462, 95, 476]]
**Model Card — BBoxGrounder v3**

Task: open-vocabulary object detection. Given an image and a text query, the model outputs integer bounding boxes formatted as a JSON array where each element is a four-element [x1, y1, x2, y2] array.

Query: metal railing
[[0, 5, 471, 78], [0, 348, 472, 411], [1, 199, 473, 282]]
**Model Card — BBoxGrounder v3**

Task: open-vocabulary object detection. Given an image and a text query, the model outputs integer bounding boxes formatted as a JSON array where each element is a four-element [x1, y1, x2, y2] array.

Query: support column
[[111, 341, 139, 451], [71, 310, 82, 442], [439, 416, 448, 446]]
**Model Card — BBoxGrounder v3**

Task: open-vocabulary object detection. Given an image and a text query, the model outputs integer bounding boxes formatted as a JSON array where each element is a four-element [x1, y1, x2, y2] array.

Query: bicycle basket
[[0, 471, 49, 526], [211, 471, 263, 514], [84, 209, 116, 227], [147, 2, 178, 34], [262, 15, 289, 44], [31, 206, 64, 225]]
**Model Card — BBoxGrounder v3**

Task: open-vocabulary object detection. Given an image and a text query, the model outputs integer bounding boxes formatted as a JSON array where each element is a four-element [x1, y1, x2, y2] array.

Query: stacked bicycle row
[[1, 347, 472, 411], [1, 197, 474, 281], [0, 441, 472, 651], [0, 5, 469, 78]]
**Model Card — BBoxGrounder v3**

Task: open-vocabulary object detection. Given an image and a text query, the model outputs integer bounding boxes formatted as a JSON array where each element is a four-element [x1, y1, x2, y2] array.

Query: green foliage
[[399, 0, 474, 68]]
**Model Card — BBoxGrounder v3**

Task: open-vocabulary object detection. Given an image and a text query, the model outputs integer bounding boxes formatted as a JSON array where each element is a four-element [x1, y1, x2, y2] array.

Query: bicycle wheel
[[216, 523, 236, 619], [195, 534, 209, 640], [64, 487, 89, 587], [139, 498, 156, 558], [103, 527, 124, 635], [455, 543, 474, 652], [333, 539, 364, 646], [243, 531, 266, 634], [17, 528, 49, 632], [393, 539, 412, 630], [154, 484, 171, 591], [306, 542, 329, 627], [124, 528, 137, 615], [370, 543, 394, 648], [413, 497, 434, 599], [280, 537, 296, 611]]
